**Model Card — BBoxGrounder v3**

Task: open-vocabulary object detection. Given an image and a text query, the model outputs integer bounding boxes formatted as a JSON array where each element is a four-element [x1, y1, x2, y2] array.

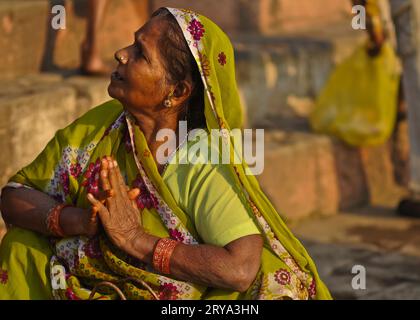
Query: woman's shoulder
[[56, 99, 125, 143], [66, 99, 124, 130]]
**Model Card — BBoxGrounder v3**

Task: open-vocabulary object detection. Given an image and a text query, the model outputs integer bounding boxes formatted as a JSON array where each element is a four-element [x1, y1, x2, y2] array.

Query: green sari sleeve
[[5, 100, 124, 205]]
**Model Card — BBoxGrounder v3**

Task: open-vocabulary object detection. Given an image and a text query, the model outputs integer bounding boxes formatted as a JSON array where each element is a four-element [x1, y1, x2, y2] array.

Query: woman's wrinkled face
[[108, 16, 170, 114]]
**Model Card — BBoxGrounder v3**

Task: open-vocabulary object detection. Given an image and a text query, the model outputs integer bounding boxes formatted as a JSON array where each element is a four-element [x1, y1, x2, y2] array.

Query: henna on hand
[[87, 156, 143, 250]]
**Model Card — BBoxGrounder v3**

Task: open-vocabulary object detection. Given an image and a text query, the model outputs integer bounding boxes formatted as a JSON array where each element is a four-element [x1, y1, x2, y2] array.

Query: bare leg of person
[[390, 0, 420, 217], [81, 0, 110, 75]]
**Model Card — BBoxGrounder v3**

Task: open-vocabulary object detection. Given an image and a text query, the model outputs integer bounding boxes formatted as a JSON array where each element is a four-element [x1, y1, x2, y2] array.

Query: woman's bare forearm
[[170, 237, 262, 292], [126, 233, 263, 293], [0, 187, 88, 236]]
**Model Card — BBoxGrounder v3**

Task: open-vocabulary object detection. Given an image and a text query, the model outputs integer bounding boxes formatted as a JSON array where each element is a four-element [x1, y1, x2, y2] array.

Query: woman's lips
[[111, 71, 124, 81]]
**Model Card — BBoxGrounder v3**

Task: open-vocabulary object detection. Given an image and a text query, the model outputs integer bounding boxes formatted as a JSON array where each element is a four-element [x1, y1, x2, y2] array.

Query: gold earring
[[164, 99, 172, 108], [164, 91, 174, 108]]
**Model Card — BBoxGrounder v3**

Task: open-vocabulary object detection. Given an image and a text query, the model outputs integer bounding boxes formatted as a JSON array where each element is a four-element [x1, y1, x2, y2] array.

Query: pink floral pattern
[[308, 278, 316, 298], [60, 171, 70, 196], [65, 288, 81, 300], [70, 163, 82, 178], [274, 269, 291, 285], [169, 228, 185, 242], [0, 268, 8, 284], [132, 174, 159, 210], [187, 19, 205, 41], [218, 52, 227, 66], [159, 282, 180, 300], [83, 237, 102, 259], [81, 158, 101, 197]]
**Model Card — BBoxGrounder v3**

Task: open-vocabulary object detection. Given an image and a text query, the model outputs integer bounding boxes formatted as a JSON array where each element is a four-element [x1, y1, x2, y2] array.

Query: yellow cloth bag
[[310, 42, 400, 146]]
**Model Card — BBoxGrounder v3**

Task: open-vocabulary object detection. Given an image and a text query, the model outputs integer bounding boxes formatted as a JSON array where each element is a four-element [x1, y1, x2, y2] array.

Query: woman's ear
[[171, 80, 192, 108]]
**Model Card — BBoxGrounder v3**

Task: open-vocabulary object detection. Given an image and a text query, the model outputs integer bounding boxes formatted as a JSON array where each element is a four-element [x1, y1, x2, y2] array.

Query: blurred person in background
[[42, 0, 110, 75], [355, 0, 420, 217], [81, 0, 110, 75], [389, 0, 420, 217]]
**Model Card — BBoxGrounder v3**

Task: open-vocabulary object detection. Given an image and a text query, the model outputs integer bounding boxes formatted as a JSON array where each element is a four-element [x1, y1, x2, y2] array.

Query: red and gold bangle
[[152, 239, 164, 272], [46, 203, 71, 237], [152, 238, 179, 275], [161, 239, 179, 274]]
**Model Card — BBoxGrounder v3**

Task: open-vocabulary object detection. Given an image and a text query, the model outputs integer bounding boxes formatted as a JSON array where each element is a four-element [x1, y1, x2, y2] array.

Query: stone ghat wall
[[151, 0, 352, 36], [0, 74, 111, 188], [1, 0, 355, 77]]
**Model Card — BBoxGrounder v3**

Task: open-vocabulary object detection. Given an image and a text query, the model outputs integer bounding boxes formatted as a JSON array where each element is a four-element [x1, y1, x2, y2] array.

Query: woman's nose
[[114, 49, 128, 64]]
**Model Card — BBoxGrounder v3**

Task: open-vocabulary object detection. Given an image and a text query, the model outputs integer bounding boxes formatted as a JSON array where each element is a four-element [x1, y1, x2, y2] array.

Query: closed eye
[[134, 35, 150, 63], [135, 43, 144, 58]]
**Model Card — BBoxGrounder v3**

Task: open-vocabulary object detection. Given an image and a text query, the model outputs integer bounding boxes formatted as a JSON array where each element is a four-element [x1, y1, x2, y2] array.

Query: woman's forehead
[[136, 15, 169, 44]]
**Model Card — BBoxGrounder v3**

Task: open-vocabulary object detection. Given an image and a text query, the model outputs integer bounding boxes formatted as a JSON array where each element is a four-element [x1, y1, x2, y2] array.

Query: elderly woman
[[0, 8, 331, 300]]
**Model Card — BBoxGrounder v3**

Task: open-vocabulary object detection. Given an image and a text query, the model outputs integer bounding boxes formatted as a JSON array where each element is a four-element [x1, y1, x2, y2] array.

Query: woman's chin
[[108, 82, 122, 100], [108, 85, 129, 111]]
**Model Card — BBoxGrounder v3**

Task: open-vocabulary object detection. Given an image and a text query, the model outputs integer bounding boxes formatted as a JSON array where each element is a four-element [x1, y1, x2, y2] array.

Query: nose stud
[[117, 54, 127, 64]]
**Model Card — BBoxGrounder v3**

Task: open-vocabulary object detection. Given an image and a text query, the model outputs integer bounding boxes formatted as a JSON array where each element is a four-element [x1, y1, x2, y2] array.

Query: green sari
[[0, 8, 332, 300]]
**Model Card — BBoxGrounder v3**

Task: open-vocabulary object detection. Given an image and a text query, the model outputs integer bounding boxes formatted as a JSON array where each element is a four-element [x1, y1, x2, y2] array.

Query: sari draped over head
[[1, 8, 331, 300]]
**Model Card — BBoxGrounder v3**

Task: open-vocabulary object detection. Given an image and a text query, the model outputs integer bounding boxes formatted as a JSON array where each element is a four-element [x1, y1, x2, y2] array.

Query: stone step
[[235, 36, 335, 127], [0, 74, 111, 240], [152, 0, 353, 37], [0, 74, 110, 188], [260, 130, 407, 222]]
